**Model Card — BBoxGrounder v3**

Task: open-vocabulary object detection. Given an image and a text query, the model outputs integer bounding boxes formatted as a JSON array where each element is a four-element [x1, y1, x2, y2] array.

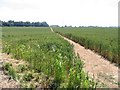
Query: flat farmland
[[1, 27, 96, 88], [54, 27, 118, 66]]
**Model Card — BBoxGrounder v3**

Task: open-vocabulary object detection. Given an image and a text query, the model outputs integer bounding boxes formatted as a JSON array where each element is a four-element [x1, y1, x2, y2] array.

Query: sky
[[0, 0, 119, 27]]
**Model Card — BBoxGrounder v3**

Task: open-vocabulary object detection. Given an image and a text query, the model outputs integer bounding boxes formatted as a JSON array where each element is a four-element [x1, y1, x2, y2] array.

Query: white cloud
[[0, 0, 119, 26]]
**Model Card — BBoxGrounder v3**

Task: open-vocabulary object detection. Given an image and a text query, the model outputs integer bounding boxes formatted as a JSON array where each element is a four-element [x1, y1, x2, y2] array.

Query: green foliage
[[54, 27, 118, 66], [3, 62, 12, 71], [2, 27, 96, 88], [3, 62, 18, 80], [8, 66, 17, 80], [17, 64, 27, 73], [23, 72, 33, 81]]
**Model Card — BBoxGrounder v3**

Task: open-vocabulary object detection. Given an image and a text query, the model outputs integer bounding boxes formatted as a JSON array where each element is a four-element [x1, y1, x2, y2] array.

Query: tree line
[[0, 20, 49, 27]]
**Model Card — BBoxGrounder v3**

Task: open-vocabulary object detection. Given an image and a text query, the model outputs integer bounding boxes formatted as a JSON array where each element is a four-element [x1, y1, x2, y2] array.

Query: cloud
[[0, 0, 119, 26]]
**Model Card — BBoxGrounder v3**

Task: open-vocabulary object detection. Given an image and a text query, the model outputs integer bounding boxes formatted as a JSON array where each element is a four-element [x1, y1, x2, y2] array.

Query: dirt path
[[0, 53, 20, 88], [50, 27, 119, 88]]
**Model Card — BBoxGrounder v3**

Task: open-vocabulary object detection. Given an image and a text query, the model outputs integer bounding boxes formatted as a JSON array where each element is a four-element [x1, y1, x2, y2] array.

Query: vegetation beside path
[[54, 27, 118, 66], [2, 27, 96, 88]]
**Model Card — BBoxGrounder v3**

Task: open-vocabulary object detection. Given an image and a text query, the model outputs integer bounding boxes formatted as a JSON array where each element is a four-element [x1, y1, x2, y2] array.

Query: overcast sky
[[0, 0, 119, 26]]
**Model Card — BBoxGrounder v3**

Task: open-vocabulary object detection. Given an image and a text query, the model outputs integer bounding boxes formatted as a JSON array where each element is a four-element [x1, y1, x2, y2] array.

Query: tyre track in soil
[[50, 27, 119, 88]]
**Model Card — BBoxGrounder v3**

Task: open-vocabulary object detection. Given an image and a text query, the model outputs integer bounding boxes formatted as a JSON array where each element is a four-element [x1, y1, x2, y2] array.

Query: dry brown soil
[[50, 27, 119, 88], [0, 53, 20, 88]]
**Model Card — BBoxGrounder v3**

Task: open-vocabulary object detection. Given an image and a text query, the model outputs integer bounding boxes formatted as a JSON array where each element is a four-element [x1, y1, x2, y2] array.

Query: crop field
[[2, 27, 96, 88], [54, 27, 118, 66]]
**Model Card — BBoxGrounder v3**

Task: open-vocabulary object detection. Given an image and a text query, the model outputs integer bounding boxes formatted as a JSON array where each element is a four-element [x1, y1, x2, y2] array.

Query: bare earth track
[[0, 27, 119, 88], [0, 53, 20, 88], [50, 27, 119, 88]]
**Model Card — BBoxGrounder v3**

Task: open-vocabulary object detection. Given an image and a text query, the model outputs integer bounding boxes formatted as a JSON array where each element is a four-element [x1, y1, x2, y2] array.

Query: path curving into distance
[[50, 27, 119, 88]]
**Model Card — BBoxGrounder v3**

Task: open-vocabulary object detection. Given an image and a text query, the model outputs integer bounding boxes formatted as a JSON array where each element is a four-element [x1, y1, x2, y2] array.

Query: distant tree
[[8, 20, 14, 26], [65, 25, 67, 27], [0, 20, 2, 26], [2, 21, 10, 26], [24, 21, 31, 27], [1, 20, 49, 27], [36, 22, 40, 26], [41, 22, 49, 27]]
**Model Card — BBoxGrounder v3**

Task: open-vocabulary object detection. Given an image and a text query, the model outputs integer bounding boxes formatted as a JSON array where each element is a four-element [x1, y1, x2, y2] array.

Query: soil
[[0, 53, 20, 88], [0, 27, 119, 88], [50, 27, 119, 88]]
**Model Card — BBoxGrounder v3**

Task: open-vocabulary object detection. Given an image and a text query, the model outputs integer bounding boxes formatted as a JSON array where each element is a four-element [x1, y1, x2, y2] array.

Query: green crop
[[54, 27, 118, 66], [3, 62, 18, 80], [2, 27, 96, 88]]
